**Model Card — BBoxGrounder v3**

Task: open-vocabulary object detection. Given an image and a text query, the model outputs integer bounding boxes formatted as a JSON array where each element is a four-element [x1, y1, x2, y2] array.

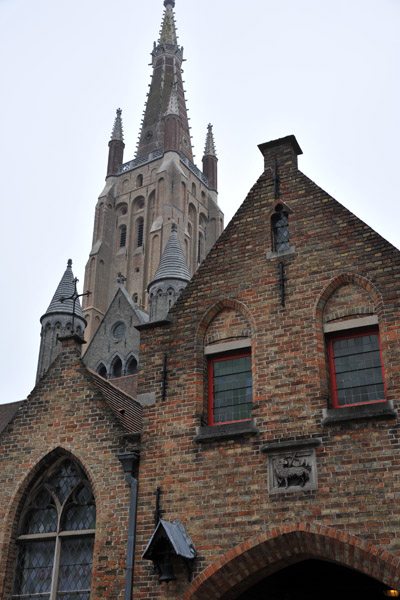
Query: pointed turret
[[107, 108, 125, 177], [148, 223, 191, 320], [202, 124, 218, 192], [136, 1, 193, 160], [36, 260, 87, 382]]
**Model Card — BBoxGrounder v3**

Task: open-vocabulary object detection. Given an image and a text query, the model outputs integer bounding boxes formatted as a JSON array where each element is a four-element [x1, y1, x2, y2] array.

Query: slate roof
[[89, 370, 142, 433], [150, 225, 191, 286], [0, 401, 24, 435], [43, 260, 84, 319]]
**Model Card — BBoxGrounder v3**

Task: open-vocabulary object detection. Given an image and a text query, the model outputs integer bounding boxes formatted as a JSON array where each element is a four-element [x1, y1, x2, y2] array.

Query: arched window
[[111, 356, 122, 378], [12, 456, 96, 600], [119, 225, 127, 247], [191, 182, 196, 197], [126, 356, 138, 375], [137, 218, 144, 247], [96, 363, 107, 378], [271, 204, 289, 252], [136, 173, 143, 188]]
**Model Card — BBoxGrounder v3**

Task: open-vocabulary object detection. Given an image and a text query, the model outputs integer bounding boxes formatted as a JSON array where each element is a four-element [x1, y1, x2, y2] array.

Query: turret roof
[[149, 224, 191, 287], [43, 260, 84, 319]]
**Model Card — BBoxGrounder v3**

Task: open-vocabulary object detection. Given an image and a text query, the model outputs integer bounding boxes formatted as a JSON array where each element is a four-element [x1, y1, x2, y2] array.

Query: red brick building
[[2, 134, 400, 599]]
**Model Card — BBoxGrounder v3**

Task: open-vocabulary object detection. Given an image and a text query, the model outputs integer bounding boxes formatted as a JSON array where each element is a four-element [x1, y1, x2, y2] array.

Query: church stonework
[[81, 1, 223, 343]]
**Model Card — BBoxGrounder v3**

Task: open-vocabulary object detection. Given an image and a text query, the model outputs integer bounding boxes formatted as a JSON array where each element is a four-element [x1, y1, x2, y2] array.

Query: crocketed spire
[[110, 108, 124, 142], [151, 224, 191, 285], [204, 123, 217, 157], [159, 1, 178, 46], [45, 259, 84, 318]]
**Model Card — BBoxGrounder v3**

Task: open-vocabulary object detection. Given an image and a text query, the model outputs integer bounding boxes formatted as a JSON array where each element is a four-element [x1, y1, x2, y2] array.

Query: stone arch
[[1, 447, 97, 598], [183, 523, 400, 600], [110, 353, 123, 378]]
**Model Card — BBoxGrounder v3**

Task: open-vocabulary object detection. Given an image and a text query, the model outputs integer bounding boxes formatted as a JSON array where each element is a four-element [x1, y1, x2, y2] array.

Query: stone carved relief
[[268, 449, 317, 494]]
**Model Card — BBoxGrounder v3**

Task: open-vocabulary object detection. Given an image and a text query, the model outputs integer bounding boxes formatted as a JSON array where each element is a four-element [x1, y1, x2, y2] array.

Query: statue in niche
[[274, 454, 312, 489]]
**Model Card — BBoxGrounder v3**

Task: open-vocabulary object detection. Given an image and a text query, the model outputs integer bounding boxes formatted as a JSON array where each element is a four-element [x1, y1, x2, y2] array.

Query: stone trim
[[194, 419, 258, 443], [266, 246, 296, 260], [322, 400, 396, 426], [204, 338, 251, 355], [260, 438, 322, 454], [323, 315, 378, 333]]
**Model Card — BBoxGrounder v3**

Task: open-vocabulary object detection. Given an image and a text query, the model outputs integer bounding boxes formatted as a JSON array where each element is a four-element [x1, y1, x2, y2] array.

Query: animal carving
[[275, 457, 311, 489]]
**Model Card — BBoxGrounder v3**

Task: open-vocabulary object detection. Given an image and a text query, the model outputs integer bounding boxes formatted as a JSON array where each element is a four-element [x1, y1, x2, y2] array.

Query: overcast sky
[[1, 0, 399, 403]]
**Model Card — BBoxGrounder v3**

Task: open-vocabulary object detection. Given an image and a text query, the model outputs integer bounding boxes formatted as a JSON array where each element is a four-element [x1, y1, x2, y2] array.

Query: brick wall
[[133, 136, 400, 598], [0, 343, 139, 600]]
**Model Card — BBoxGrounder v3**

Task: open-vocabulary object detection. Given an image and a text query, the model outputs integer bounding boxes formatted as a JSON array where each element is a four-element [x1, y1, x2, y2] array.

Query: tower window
[[137, 218, 144, 247], [272, 205, 289, 252], [111, 356, 123, 378], [136, 174, 143, 187], [327, 328, 386, 408], [120, 225, 127, 247], [12, 457, 95, 600], [208, 350, 252, 425], [96, 363, 107, 378], [126, 357, 138, 375]]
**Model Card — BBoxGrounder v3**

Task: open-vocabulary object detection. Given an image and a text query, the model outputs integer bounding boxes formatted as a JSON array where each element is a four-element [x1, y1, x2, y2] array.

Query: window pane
[[333, 334, 385, 406], [57, 537, 94, 597], [13, 540, 55, 598], [48, 460, 80, 504], [64, 487, 96, 531], [212, 356, 252, 423], [22, 489, 57, 534]]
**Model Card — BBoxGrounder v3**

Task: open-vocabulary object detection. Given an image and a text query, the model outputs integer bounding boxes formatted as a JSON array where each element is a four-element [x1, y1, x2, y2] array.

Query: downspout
[[118, 452, 140, 600]]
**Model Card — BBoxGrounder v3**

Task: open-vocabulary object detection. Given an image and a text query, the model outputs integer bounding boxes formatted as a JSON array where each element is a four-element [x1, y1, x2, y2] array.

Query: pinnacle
[[204, 123, 217, 157], [110, 108, 124, 142], [159, 0, 178, 46]]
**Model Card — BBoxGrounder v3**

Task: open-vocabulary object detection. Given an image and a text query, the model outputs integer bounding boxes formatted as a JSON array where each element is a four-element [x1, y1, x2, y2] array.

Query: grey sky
[[1, 0, 399, 403]]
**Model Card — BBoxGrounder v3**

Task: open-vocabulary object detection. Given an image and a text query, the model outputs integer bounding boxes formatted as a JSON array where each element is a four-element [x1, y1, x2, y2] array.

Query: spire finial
[[164, 0, 175, 7], [110, 108, 124, 142], [204, 123, 217, 157], [171, 222, 177, 232], [67, 259, 72, 268]]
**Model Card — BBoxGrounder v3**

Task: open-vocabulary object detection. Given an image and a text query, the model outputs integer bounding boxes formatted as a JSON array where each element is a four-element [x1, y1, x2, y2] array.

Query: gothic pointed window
[[12, 457, 96, 600], [272, 204, 289, 252]]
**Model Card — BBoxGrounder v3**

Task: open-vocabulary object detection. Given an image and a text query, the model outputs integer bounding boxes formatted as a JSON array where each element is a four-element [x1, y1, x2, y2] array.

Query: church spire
[[202, 124, 218, 191], [136, 1, 193, 161], [107, 108, 125, 177]]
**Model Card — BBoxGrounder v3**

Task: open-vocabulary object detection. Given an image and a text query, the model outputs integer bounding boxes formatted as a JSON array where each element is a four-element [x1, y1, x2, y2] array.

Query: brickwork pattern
[[0, 344, 140, 600], [133, 138, 400, 598]]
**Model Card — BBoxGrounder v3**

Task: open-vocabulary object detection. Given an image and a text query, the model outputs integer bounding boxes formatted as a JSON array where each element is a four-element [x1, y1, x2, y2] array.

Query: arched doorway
[[236, 559, 392, 600]]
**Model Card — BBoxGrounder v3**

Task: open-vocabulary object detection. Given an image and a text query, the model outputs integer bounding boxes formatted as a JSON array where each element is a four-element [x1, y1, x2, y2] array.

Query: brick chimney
[[258, 135, 302, 172]]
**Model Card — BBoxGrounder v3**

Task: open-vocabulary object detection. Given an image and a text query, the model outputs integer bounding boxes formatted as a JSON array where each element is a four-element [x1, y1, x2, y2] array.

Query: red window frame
[[327, 327, 386, 409], [208, 349, 252, 426]]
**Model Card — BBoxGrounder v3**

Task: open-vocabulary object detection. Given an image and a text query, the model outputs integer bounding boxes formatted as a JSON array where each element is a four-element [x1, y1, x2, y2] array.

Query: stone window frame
[[266, 202, 295, 260], [207, 346, 252, 426], [326, 322, 386, 410], [313, 276, 397, 426], [11, 456, 96, 600]]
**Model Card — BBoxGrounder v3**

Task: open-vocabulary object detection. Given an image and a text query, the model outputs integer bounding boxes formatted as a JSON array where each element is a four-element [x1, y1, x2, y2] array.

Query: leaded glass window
[[208, 351, 252, 424], [12, 457, 96, 600], [327, 328, 386, 408], [272, 205, 290, 252]]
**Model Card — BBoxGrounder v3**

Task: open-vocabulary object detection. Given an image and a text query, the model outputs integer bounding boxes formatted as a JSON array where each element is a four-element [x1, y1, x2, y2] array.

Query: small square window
[[208, 351, 252, 425], [327, 328, 386, 408]]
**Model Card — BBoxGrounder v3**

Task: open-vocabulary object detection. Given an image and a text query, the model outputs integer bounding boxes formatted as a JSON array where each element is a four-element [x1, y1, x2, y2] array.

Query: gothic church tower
[[82, 0, 223, 343]]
